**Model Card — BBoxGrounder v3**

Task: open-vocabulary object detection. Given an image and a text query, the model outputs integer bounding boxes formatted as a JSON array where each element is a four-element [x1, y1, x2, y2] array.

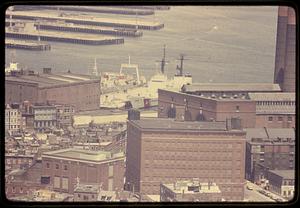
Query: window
[[78, 194, 81, 198], [288, 190, 291, 196], [283, 191, 286, 196], [20, 187, 23, 193], [56, 164, 59, 169], [46, 163, 50, 169], [236, 106, 240, 112], [54, 176, 60, 189], [288, 116, 292, 122], [83, 195, 88, 200], [12, 187, 16, 193], [62, 177, 69, 191], [268, 117, 273, 122], [64, 165, 68, 171], [278, 116, 283, 122]]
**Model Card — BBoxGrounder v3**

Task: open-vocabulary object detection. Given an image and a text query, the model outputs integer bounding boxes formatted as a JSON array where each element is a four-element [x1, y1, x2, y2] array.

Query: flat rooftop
[[42, 148, 124, 162], [129, 118, 238, 132], [163, 181, 221, 194], [74, 184, 99, 193], [6, 71, 100, 88], [268, 170, 295, 180], [182, 83, 281, 92]]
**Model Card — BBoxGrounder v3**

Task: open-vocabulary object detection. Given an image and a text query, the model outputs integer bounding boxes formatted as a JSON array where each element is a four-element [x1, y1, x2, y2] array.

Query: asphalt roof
[[129, 118, 233, 132], [182, 83, 281, 92], [268, 170, 295, 180]]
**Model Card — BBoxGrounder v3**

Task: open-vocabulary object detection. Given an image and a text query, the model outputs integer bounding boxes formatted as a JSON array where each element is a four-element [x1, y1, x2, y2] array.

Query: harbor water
[[5, 6, 278, 83]]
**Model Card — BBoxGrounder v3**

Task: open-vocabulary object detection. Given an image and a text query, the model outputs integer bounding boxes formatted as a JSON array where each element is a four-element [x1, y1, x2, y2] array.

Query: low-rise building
[[267, 169, 295, 200], [32, 103, 57, 132], [41, 148, 125, 194], [5, 103, 22, 132], [245, 128, 295, 182], [73, 183, 100, 202], [160, 180, 222, 202]]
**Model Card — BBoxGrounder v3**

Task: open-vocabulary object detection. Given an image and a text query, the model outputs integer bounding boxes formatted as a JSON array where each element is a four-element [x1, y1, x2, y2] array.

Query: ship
[[99, 45, 192, 109]]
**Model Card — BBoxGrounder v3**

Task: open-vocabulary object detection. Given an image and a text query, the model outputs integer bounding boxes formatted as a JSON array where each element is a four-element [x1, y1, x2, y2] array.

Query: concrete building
[[267, 169, 294, 200], [5, 103, 22, 132], [5, 68, 101, 111], [160, 180, 222, 202], [41, 148, 125, 194], [32, 103, 57, 132], [248, 93, 295, 128], [125, 117, 246, 201], [158, 89, 257, 128], [274, 6, 296, 92], [245, 128, 295, 182]]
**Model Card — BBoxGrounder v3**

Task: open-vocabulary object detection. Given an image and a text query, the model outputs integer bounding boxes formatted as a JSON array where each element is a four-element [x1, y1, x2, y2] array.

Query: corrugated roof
[[182, 83, 281, 92], [248, 93, 295, 101], [256, 105, 295, 114]]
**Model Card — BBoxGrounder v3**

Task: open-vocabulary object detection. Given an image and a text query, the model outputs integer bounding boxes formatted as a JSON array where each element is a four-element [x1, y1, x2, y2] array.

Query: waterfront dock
[[14, 5, 155, 16], [5, 39, 51, 51], [35, 21, 143, 37], [6, 29, 124, 45], [7, 11, 164, 30]]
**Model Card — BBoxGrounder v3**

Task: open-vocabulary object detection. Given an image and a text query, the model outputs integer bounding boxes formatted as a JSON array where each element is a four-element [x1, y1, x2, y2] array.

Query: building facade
[[55, 104, 75, 129], [245, 128, 295, 182], [5, 104, 22, 132], [248, 93, 295, 128], [5, 69, 101, 111], [32, 104, 57, 132], [41, 148, 125, 194], [267, 169, 294, 200], [125, 118, 246, 201], [158, 89, 256, 128]]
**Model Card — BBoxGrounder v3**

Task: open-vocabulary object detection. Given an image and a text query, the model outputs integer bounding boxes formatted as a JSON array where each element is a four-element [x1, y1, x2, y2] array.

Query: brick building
[[158, 89, 256, 128], [267, 169, 294, 200], [5, 68, 100, 111], [248, 93, 295, 128], [32, 104, 57, 132], [41, 148, 125, 194], [160, 180, 222, 202], [125, 117, 246, 201], [245, 128, 295, 182]]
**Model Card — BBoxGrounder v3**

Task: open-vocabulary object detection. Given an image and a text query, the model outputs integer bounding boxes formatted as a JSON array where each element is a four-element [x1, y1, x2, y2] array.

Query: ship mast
[[156, 44, 168, 74], [176, 54, 189, 76]]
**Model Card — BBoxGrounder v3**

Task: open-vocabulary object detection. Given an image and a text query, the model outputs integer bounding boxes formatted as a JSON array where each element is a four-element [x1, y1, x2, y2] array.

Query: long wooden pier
[[5, 39, 51, 51]]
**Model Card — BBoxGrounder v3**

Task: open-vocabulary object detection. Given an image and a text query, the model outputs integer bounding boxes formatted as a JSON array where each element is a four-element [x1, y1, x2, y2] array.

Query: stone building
[[5, 103, 22, 132], [125, 117, 246, 201]]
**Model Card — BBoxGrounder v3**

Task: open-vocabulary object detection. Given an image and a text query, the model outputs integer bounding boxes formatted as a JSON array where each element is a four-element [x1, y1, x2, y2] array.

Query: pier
[[7, 11, 164, 30], [34, 21, 143, 37], [14, 5, 155, 16], [5, 39, 51, 51], [6, 29, 124, 45]]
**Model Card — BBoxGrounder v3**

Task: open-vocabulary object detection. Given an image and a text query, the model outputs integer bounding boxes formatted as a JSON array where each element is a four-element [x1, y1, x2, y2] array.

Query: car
[[247, 185, 253, 190]]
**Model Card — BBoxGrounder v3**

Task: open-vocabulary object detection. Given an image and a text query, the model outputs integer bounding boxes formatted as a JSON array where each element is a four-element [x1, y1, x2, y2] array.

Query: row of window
[[268, 116, 293, 122], [5, 111, 20, 116], [283, 190, 294, 197], [257, 101, 295, 106], [46, 163, 68, 171]]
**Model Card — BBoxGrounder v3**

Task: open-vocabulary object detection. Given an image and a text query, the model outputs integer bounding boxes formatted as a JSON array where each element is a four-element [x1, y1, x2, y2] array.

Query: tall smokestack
[[274, 6, 296, 92]]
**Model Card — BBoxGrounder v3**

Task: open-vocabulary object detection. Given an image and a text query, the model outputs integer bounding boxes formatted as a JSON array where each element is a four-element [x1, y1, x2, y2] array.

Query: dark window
[[56, 164, 59, 169], [83, 195, 88, 200], [278, 116, 283, 122], [78, 194, 81, 198], [46, 163, 50, 168], [41, 176, 50, 184], [64, 165, 68, 171], [283, 191, 286, 196], [236, 106, 240, 112], [268, 117, 273, 122], [288, 116, 292, 122]]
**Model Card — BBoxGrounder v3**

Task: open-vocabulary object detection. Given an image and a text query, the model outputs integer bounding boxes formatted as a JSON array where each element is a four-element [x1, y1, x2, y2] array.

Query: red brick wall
[[255, 115, 295, 128]]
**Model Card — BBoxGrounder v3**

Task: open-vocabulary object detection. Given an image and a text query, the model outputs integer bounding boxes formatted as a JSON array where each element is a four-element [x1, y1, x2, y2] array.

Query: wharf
[[6, 29, 124, 45], [35, 21, 143, 37], [5, 39, 51, 51], [14, 5, 155, 15], [7, 11, 164, 30]]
